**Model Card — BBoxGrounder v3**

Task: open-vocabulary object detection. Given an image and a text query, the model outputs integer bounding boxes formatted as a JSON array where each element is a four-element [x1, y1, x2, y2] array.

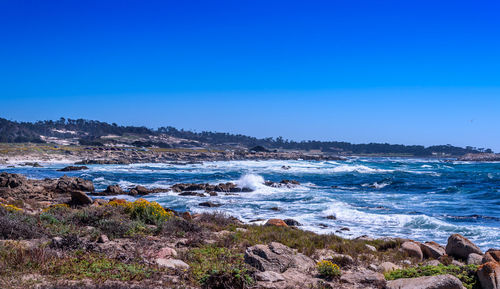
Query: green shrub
[[0, 206, 46, 239], [385, 264, 480, 289], [185, 245, 253, 288]]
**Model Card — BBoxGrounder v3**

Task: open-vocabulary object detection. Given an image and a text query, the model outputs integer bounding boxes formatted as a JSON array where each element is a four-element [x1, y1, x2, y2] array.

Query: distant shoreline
[[1, 143, 499, 166]]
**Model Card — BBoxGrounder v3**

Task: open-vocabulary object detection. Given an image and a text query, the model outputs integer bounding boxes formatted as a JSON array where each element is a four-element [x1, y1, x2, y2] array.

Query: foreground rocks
[[478, 261, 500, 289], [386, 274, 465, 289], [0, 172, 94, 207]]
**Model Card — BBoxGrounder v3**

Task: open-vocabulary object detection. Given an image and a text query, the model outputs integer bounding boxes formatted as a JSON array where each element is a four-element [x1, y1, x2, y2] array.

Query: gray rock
[[255, 271, 285, 282], [401, 241, 423, 260], [378, 262, 400, 273], [244, 242, 315, 273], [340, 268, 386, 288], [445, 234, 482, 260], [467, 253, 483, 265], [156, 258, 190, 270], [70, 190, 93, 205], [420, 241, 446, 259], [386, 274, 465, 289], [366, 244, 377, 252], [425, 260, 442, 266], [98, 234, 109, 243]]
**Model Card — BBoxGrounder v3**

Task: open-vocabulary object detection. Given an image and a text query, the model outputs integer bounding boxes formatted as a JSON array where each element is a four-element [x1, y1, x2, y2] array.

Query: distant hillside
[[0, 117, 491, 156]]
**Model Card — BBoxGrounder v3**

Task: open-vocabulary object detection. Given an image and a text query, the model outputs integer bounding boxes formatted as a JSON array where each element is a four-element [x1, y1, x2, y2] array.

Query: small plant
[[317, 260, 341, 280]]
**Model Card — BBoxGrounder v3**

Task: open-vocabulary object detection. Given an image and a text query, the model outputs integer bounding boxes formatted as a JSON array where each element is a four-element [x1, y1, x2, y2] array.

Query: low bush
[[0, 205, 46, 239], [195, 211, 238, 231], [317, 260, 341, 280], [385, 264, 480, 289], [230, 225, 368, 257], [159, 217, 203, 237], [185, 245, 253, 288], [44, 252, 158, 281], [107, 199, 173, 225]]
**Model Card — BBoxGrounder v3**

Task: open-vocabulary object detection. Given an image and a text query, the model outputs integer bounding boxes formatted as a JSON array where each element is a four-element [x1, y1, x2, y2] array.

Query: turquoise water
[[3, 158, 499, 250]]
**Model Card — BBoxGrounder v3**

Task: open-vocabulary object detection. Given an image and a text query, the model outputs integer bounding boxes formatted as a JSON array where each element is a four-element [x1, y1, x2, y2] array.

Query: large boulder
[[386, 274, 465, 289], [477, 261, 500, 289], [0, 172, 26, 188], [340, 268, 386, 288], [244, 242, 315, 273], [56, 176, 95, 193], [103, 185, 124, 195], [57, 166, 89, 172], [70, 191, 93, 206], [420, 241, 446, 259], [402, 241, 423, 260], [445, 234, 482, 260], [483, 250, 500, 264], [129, 185, 150, 196]]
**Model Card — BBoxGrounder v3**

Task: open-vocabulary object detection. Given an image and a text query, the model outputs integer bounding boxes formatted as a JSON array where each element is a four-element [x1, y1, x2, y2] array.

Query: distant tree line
[[0, 117, 492, 156]]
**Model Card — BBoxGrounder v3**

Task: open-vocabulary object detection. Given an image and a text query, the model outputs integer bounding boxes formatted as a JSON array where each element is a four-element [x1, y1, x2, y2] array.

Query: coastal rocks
[[70, 190, 93, 206], [128, 185, 149, 196], [179, 191, 206, 197], [0, 173, 98, 206], [386, 274, 465, 289], [55, 176, 95, 194], [244, 242, 315, 273], [458, 153, 500, 162], [265, 219, 288, 227], [283, 219, 301, 227], [103, 185, 124, 195], [401, 241, 423, 260], [477, 261, 500, 289], [171, 182, 252, 193], [420, 241, 446, 259], [445, 234, 482, 260], [0, 172, 27, 188], [264, 179, 300, 188], [57, 166, 89, 172], [198, 201, 221, 207]]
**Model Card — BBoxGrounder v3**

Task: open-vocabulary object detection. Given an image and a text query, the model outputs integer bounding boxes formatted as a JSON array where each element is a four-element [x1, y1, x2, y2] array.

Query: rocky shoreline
[[0, 144, 343, 166], [0, 172, 499, 289]]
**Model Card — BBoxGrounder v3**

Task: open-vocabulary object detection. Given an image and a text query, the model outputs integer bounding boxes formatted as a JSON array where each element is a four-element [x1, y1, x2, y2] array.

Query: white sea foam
[[236, 174, 265, 190]]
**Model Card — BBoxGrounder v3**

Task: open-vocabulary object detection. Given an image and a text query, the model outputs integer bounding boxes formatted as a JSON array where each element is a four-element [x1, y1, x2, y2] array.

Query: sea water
[[3, 158, 499, 250]]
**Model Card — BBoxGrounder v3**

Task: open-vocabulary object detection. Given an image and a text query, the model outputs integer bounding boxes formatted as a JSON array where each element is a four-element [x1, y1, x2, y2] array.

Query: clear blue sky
[[1, 0, 499, 151]]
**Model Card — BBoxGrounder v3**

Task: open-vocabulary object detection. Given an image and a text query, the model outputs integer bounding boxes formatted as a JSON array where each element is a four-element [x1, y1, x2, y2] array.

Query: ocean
[[3, 158, 499, 250]]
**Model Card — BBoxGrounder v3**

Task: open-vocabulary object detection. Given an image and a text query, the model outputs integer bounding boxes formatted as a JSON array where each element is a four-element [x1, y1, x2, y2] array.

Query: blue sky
[[1, 0, 499, 150]]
